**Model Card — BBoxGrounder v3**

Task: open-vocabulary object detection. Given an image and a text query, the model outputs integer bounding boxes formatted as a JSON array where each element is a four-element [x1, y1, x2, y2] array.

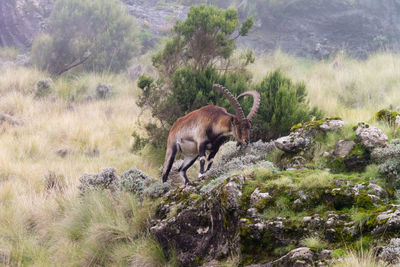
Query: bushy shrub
[[143, 182, 171, 198], [372, 140, 400, 187], [248, 70, 324, 140], [35, 78, 54, 98], [78, 167, 119, 193], [375, 109, 400, 126], [119, 167, 149, 194], [31, 0, 140, 75]]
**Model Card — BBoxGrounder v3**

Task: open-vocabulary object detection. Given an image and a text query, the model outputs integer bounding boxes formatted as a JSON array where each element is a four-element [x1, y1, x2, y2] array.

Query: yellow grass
[[0, 66, 163, 265], [249, 51, 400, 123], [1, 50, 400, 264]]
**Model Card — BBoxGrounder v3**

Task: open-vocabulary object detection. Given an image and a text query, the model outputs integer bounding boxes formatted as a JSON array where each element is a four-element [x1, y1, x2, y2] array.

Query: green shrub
[[372, 140, 400, 188], [119, 167, 149, 195], [248, 70, 323, 140], [31, 0, 140, 75], [375, 109, 400, 126]]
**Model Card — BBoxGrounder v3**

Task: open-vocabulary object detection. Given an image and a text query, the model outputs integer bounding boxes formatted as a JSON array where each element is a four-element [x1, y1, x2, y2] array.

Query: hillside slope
[[1, 0, 400, 58]]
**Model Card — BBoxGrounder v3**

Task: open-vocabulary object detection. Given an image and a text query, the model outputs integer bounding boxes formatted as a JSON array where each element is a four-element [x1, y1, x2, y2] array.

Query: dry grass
[[249, 51, 400, 123], [331, 250, 384, 267], [0, 66, 165, 265], [1, 50, 400, 265]]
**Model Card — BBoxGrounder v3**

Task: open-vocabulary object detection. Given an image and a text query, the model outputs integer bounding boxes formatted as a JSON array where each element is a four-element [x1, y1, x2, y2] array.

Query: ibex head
[[213, 84, 260, 146]]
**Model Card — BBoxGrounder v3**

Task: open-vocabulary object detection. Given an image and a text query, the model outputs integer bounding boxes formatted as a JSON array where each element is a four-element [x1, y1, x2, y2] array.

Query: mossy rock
[[290, 120, 324, 132]]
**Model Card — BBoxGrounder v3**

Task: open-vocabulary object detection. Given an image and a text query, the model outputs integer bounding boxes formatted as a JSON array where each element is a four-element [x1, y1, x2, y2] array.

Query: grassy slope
[[1, 50, 400, 265]]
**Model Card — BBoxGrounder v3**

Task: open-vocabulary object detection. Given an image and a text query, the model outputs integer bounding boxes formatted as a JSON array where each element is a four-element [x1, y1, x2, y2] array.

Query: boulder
[[275, 133, 312, 153], [334, 140, 355, 158], [356, 124, 388, 149], [270, 247, 315, 267], [374, 238, 400, 265], [320, 119, 344, 131], [250, 188, 272, 208], [275, 119, 344, 153]]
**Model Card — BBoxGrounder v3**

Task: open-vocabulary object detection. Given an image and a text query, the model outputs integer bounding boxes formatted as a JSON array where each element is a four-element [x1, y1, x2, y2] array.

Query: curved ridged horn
[[237, 90, 260, 121], [213, 84, 245, 121]]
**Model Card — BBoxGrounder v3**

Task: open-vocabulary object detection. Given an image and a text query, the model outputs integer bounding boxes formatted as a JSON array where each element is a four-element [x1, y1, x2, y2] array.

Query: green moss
[[355, 193, 374, 210], [329, 157, 347, 173], [354, 236, 373, 251], [325, 116, 342, 120], [331, 248, 346, 259], [290, 120, 324, 132], [240, 180, 260, 210], [375, 109, 400, 126]]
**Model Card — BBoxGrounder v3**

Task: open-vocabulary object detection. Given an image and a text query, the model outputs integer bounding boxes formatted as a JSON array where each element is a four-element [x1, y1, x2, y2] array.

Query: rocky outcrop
[[0, 0, 52, 50], [356, 123, 388, 149], [275, 119, 344, 153], [149, 164, 393, 266], [374, 238, 400, 265]]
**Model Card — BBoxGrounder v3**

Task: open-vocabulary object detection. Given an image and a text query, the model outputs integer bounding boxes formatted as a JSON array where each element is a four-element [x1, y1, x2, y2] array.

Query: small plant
[[300, 235, 327, 251], [34, 78, 54, 98], [119, 167, 149, 195], [78, 167, 119, 193], [374, 109, 400, 127]]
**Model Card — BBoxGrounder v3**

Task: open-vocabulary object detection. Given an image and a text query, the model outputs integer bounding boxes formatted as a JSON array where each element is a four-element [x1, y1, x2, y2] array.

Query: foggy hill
[[1, 0, 400, 58]]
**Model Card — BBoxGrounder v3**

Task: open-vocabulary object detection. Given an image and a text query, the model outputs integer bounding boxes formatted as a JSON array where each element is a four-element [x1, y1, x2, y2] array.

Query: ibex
[[161, 84, 260, 184]]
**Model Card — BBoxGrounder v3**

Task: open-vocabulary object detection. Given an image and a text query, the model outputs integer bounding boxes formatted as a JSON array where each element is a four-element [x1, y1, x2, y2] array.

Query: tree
[[31, 0, 140, 75], [136, 5, 322, 148], [152, 4, 253, 75]]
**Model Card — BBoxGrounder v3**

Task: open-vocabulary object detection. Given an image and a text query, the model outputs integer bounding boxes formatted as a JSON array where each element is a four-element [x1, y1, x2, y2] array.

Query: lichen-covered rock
[[275, 133, 312, 153], [151, 178, 241, 266], [374, 238, 400, 265], [270, 247, 315, 267], [320, 119, 344, 131], [334, 140, 355, 158], [276, 119, 344, 153], [250, 188, 272, 208], [372, 208, 400, 235], [355, 123, 388, 149], [367, 183, 388, 198], [302, 215, 324, 230]]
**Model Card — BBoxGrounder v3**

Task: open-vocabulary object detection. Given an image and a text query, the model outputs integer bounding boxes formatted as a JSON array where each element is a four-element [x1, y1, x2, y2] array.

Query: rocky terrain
[[77, 114, 400, 266], [2, 0, 400, 58]]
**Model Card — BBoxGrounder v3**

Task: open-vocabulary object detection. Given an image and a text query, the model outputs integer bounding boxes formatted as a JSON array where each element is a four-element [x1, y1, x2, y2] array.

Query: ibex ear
[[230, 117, 239, 125]]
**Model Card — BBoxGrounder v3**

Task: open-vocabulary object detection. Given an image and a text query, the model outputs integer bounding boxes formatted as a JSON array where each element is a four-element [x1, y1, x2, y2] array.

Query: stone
[[334, 140, 355, 158], [320, 120, 344, 131], [275, 133, 312, 153], [374, 238, 400, 264], [271, 247, 315, 267], [356, 124, 388, 149], [367, 183, 388, 198], [250, 188, 272, 207]]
